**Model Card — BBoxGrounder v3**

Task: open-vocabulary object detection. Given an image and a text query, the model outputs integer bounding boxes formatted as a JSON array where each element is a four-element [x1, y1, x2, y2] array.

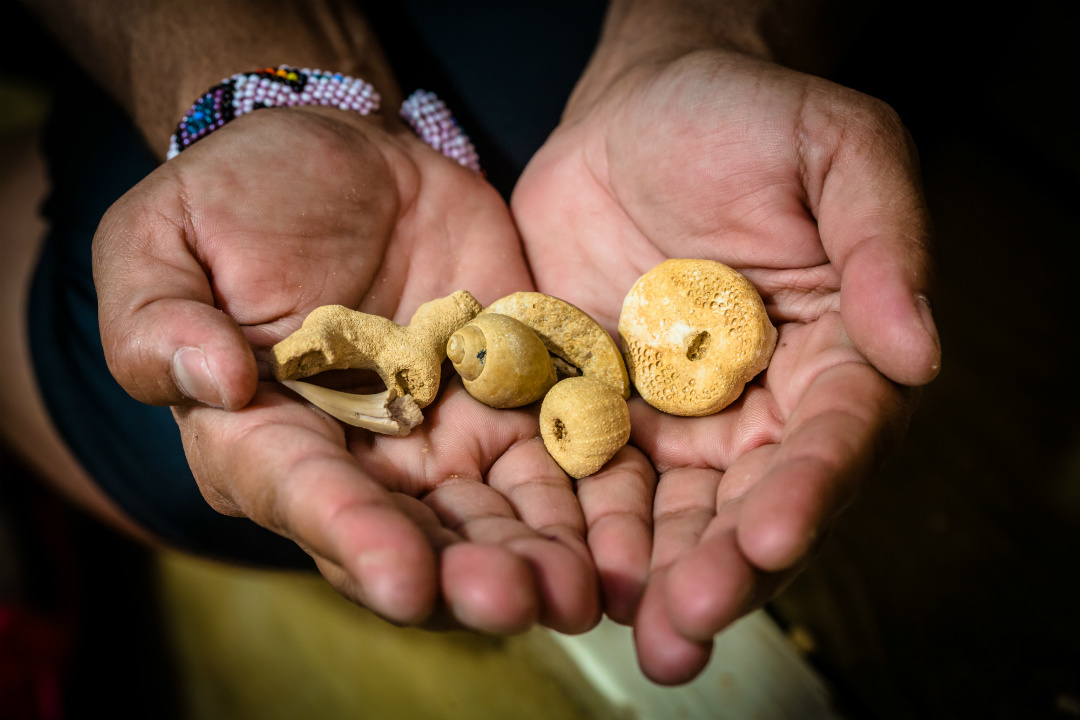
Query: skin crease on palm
[[511, 50, 938, 683], [87, 41, 941, 689], [94, 106, 607, 638]]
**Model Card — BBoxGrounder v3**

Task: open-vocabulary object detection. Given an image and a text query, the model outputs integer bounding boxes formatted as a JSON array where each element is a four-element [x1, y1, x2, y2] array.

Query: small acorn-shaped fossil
[[448, 313, 558, 408], [540, 376, 631, 480]]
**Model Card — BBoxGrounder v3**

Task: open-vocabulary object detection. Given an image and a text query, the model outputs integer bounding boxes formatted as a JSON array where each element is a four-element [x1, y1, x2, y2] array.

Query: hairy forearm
[[571, 0, 870, 111], [600, 0, 774, 66], [22, 0, 399, 152]]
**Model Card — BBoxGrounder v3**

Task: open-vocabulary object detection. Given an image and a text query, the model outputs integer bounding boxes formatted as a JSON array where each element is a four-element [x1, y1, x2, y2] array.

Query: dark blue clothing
[[28, 2, 607, 567]]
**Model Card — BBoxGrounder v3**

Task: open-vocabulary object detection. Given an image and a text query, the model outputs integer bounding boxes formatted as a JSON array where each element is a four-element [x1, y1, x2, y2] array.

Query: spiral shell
[[540, 376, 631, 479], [482, 292, 630, 399], [447, 313, 558, 408]]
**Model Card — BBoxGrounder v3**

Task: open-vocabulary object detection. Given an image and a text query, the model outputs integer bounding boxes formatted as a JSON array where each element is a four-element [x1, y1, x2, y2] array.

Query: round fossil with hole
[[540, 376, 630, 480], [618, 259, 777, 416]]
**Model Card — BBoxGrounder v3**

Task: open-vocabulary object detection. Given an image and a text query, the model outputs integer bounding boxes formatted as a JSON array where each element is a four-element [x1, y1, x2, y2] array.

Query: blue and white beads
[[167, 66, 481, 174], [167, 66, 379, 159]]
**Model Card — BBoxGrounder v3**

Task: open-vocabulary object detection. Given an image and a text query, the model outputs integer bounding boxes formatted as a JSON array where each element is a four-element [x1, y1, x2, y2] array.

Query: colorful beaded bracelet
[[167, 65, 480, 172]]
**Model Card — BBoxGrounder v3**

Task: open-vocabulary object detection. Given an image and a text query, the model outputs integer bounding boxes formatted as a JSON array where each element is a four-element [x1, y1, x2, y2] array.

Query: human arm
[[511, 0, 939, 682], [26, 0, 403, 156], [19, 0, 601, 633]]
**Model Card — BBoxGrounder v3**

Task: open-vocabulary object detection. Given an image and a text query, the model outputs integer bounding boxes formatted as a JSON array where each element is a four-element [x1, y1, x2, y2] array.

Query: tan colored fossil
[[540, 377, 631, 480], [482, 292, 630, 399], [270, 290, 482, 435], [619, 259, 777, 416], [447, 313, 558, 409]]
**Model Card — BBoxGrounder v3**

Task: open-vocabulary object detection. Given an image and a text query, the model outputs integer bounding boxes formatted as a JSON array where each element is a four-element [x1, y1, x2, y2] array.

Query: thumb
[[93, 180, 257, 410], [812, 99, 941, 386]]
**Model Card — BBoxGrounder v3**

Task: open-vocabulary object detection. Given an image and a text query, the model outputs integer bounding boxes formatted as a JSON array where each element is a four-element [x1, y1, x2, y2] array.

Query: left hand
[[511, 48, 940, 683]]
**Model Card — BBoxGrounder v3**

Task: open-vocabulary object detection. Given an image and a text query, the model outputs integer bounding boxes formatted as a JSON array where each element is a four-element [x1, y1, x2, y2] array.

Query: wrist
[[166, 72, 480, 176], [565, 0, 772, 118], [29, 0, 402, 152], [166, 66, 383, 159]]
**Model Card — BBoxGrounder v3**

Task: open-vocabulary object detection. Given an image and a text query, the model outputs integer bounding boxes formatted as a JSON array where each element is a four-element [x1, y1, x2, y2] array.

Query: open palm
[[94, 106, 600, 635], [512, 50, 939, 682]]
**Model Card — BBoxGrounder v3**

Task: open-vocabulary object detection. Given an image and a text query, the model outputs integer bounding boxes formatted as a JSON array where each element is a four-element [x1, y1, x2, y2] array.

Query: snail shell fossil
[[482, 292, 630, 399], [447, 313, 558, 408], [540, 376, 631, 480]]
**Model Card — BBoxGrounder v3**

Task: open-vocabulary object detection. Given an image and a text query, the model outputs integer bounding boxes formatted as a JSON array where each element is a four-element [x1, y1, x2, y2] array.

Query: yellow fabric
[[155, 551, 622, 720]]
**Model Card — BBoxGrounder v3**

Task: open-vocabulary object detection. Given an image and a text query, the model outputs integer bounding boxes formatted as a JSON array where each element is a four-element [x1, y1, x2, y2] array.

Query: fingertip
[[172, 347, 226, 408], [841, 246, 941, 387], [108, 299, 259, 409], [735, 468, 821, 573], [737, 515, 815, 574], [354, 546, 439, 625], [587, 509, 650, 625], [634, 573, 713, 686], [443, 543, 539, 635], [510, 533, 602, 635], [664, 536, 755, 642], [172, 342, 258, 411]]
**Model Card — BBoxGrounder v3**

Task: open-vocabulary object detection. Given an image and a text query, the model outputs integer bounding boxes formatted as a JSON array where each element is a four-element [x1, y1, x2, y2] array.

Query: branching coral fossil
[[270, 291, 481, 436]]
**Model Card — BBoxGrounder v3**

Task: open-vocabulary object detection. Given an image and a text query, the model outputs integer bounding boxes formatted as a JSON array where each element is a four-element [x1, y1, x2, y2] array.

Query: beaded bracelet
[[167, 65, 480, 172], [399, 90, 480, 173]]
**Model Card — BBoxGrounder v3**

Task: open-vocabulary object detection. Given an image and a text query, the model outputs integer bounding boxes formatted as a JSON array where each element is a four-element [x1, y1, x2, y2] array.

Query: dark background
[[2, 1, 1078, 718], [772, 2, 1080, 718]]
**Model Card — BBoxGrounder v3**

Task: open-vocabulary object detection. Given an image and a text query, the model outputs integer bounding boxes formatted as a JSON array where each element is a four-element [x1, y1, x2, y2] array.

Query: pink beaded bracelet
[[167, 66, 480, 172], [399, 90, 480, 173]]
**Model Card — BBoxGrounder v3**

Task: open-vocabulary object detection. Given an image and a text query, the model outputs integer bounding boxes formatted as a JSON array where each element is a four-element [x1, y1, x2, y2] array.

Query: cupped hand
[[92, 106, 600, 635], [512, 49, 940, 682]]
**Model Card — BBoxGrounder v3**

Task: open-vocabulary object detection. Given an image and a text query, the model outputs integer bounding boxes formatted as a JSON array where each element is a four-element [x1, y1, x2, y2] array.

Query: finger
[[660, 444, 781, 641], [424, 477, 592, 634], [440, 541, 540, 635], [176, 386, 438, 624], [349, 493, 539, 636], [839, 238, 940, 386], [351, 387, 575, 632], [664, 526, 790, 643], [806, 94, 941, 386], [735, 361, 911, 572], [361, 385, 601, 633], [479, 439, 602, 634], [574, 446, 656, 624], [94, 174, 257, 409], [633, 566, 713, 686], [650, 467, 725, 570]]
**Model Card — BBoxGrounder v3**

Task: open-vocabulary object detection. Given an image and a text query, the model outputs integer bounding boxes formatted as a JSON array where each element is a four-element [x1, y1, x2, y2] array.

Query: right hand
[[92, 106, 602, 635]]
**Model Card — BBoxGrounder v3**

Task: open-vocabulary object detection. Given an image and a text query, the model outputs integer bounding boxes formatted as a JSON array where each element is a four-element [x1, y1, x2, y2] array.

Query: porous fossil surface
[[619, 259, 777, 416], [540, 376, 631, 480], [271, 290, 482, 408]]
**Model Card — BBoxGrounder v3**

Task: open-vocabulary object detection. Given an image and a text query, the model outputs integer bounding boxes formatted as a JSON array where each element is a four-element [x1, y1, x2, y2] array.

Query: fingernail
[[914, 294, 939, 346], [915, 294, 942, 374], [172, 347, 225, 408]]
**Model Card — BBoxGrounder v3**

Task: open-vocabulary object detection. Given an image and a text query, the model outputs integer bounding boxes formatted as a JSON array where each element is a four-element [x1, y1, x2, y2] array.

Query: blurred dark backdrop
[[1, 1, 1077, 718], [771, 2, 1080, 718]]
